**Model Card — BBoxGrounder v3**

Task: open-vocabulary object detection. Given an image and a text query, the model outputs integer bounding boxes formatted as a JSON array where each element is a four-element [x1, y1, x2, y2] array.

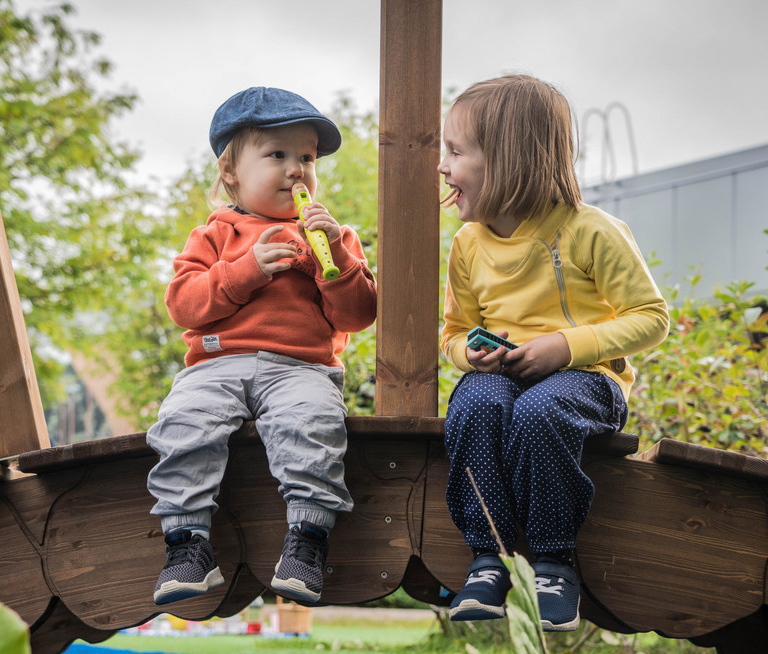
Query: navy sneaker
[[449, 552, 512, 621], [153, 530, 225, 605], [533, 556, 580, 632], [271, 521, 329, 603]]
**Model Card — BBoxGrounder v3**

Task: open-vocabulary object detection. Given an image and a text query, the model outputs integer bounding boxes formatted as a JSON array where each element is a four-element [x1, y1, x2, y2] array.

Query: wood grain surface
[[375, 0, 442, 416], [2, 425, 767, 653], [579, 456, 768, 637], [637, 437, 768, 482], [0, 213, 49, 458]]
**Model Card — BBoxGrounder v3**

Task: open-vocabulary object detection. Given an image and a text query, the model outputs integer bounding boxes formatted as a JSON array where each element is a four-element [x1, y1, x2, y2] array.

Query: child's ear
[[218, 156, 236, 185]]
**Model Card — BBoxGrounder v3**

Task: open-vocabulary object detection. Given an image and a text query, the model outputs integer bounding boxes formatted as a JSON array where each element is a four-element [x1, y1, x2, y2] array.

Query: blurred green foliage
[[0, 602, 29, 654], [627, 278, 768, 456], [1, 0, 157, 411]]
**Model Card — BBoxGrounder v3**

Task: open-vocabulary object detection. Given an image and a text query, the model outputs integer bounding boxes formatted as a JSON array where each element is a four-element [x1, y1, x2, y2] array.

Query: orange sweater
[[166, 206, 377, 369]]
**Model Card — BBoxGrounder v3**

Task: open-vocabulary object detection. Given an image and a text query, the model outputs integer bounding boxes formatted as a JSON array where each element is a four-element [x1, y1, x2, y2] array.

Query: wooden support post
[[0, 213, 49, 458], [376, 0, 443, 417]]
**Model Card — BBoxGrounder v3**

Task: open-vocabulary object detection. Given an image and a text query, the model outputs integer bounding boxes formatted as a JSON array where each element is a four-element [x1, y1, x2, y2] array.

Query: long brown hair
[[451, 74, 581, 221]]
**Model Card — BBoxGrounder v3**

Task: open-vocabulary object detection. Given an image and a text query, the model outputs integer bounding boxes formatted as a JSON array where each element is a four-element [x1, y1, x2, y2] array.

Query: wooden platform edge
[[16, 416, 449, 474], [636, 437, 768, 483], [5, 424, 767, 653], [17, 419, 640, 475]]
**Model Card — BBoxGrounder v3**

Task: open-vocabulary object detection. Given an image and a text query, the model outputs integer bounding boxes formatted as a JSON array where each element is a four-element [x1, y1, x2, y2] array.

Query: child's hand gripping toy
[[292, 183, 340, 281], [467, 326, 518, 352]]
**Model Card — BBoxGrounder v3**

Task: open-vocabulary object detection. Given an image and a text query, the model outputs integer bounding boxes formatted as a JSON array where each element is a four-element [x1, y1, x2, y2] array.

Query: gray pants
[[146, 351, 352, 534]]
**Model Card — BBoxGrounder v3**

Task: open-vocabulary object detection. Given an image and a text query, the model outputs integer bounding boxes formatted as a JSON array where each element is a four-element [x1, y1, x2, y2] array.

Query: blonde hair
[[207, 126, 265, 209], [445, 74, 581, 221]]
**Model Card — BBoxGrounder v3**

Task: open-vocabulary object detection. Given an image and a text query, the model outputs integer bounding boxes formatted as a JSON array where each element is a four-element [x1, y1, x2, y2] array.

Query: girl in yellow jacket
[[439, 74, 669, 630]]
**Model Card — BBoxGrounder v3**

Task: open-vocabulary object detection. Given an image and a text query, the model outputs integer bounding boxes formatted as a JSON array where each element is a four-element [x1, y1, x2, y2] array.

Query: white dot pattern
[[444, 369, 627, 554]]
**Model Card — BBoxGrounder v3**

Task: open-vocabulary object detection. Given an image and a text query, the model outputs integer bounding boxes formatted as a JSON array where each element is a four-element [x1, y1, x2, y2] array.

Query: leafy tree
[[88, 161, 209, 427], [0, 0, 153, 407]]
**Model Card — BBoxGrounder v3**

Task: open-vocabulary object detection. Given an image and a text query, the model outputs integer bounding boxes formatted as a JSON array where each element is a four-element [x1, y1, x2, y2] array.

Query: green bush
[[627, 280, 768, 456]]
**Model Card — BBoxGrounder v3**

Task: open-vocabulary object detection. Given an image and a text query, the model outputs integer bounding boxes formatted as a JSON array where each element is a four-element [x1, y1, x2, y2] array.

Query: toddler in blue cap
[[146, 87, 377, 605]]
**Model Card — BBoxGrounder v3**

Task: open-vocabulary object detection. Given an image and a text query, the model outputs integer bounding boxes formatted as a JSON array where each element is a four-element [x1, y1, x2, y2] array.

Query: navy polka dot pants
[[444, 369, 627, 554]]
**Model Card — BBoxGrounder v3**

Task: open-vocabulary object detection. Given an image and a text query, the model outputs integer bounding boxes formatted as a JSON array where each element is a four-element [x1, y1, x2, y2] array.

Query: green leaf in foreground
[[0, 603, 30, 654], [503, 552, 548, 654]]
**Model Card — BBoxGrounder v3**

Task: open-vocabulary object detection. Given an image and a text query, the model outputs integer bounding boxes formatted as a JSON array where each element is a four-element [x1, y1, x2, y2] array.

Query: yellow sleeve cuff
[[560, 325, 600, 367]]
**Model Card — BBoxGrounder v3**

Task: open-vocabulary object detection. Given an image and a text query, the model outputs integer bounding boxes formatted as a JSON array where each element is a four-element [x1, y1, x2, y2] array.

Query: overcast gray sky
[[17, 0, 768, 187]]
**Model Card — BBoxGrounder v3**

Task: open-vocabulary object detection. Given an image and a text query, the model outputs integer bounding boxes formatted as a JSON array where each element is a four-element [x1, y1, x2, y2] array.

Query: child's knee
[[448, 380, 510, 423]]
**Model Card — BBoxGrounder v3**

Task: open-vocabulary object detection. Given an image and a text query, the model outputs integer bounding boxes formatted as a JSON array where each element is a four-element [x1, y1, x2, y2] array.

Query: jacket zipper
[[539, 232, 576, 328]]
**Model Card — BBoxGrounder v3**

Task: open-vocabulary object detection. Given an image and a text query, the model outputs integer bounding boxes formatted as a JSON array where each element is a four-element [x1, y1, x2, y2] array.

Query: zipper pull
[[552, 247, 563, 268], [551, 232, 563, 268]]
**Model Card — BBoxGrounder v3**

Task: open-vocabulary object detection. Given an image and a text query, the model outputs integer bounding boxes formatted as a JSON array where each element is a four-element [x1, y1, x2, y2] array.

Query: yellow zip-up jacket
[[441, 202, 669, 399]]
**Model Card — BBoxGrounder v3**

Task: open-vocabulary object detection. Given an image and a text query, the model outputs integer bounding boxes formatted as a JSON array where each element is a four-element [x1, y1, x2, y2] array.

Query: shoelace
[[293, 533, 324, 565], [167, 536, 214, 568], [167, 540, 192, 566], [535, 575, 565, 595], [466, 569, 503, 585]]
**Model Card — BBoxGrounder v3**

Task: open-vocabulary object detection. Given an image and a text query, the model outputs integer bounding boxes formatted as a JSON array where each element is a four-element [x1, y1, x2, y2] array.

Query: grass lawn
[[66, 609, 717, 654], [69, 616, 438, 654]]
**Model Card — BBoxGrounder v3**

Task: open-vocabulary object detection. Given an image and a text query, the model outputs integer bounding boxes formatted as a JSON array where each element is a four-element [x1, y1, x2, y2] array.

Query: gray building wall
[[583, 144, 768, 298]]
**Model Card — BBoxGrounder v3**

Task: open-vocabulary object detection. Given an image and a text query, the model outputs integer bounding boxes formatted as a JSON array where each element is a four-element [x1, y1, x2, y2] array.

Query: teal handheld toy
[[292, 183, 340, 281], [467, 327, 518, 352]]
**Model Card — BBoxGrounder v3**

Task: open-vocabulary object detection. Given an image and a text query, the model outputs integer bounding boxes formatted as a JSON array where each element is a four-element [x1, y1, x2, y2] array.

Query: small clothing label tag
[[202, 335, 223, 352]]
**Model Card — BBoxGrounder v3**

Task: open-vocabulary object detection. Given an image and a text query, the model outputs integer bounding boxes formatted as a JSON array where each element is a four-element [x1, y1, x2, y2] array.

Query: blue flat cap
[[209, 87, 342, 158]]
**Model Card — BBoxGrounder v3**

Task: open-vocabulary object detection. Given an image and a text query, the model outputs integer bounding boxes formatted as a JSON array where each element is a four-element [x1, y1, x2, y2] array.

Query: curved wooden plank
[[212, 564, 265, 618], [29, 598, 115, 654], [688, 608, 768, 654], [418, 435, 639, 596], [419, 440, 472, 593], [579, 456, 768, 637], [0, 494, 52, 625], [5, 421, 768, 649], [0, 470, 86, 626], [227, 434, 428, 603], [44, 457, 241, 629]]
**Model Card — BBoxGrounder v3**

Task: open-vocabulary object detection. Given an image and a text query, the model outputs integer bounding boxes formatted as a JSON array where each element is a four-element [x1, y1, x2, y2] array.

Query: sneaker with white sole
[[533, 556, 581, 632], [153, 530, 225, 605], [271, 521, 329, 604], [449, 552, 512, 621]]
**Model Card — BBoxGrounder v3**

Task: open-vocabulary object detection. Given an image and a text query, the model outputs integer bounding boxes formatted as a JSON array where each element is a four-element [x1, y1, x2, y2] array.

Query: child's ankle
[[537, 549, 575, 569], [166, 525, 210, 540], [471, 547, 498, 559]]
